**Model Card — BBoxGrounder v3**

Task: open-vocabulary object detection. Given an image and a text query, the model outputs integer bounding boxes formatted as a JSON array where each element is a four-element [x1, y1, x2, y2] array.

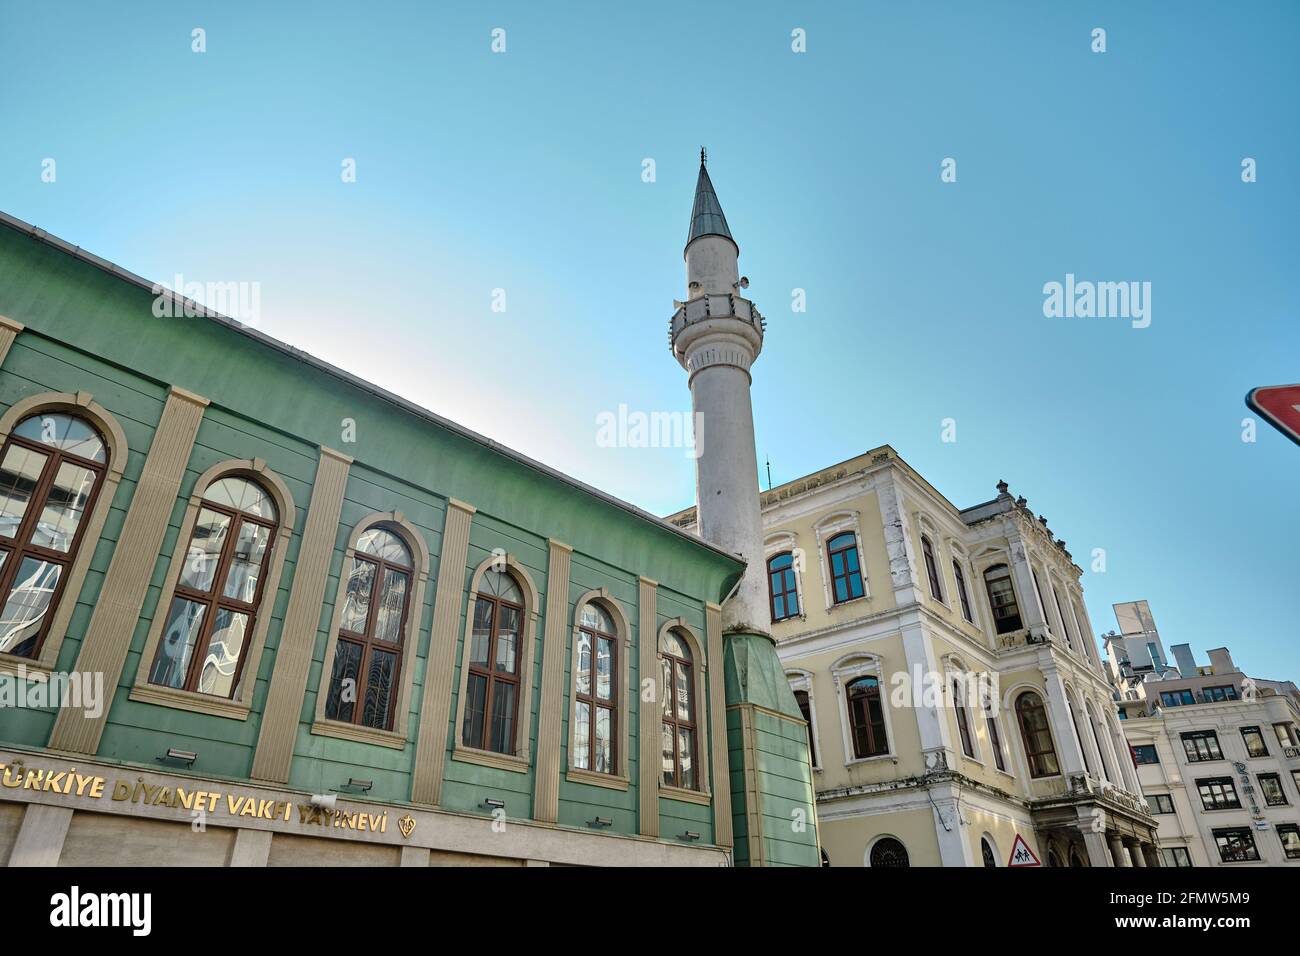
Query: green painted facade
[[0, 216, 819, 864]]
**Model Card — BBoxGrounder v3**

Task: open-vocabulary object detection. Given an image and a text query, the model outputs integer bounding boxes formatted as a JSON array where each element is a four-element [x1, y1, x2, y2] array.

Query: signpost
[[1008, 833, 1042, 867], [1246, 384, 1300, 447]]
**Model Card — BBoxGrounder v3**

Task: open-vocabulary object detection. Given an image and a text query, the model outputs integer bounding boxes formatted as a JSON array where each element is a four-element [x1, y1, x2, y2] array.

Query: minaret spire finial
[[700, 146, 706, 166]]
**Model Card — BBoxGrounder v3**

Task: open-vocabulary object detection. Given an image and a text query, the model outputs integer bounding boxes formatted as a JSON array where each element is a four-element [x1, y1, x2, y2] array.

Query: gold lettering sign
[[0, 758, 389, 834]]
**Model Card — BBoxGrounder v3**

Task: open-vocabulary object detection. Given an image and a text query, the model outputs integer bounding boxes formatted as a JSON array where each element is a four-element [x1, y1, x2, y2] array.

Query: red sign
[[1246, 384, 1300, 447], [1008, 833, 1041, 867]]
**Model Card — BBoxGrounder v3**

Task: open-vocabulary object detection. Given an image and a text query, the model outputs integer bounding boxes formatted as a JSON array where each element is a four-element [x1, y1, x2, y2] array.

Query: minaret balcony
[[669, 293, 766, 371]]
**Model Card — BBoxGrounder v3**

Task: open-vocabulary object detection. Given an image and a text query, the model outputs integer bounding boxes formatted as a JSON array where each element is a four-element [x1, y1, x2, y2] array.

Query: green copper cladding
[[724, 632, 821, 867], [685, 161, 735, 252]]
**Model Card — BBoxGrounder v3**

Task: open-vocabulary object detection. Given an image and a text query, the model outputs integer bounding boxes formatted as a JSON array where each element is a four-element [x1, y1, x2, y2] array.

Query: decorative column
[[532, 539, 573, 823], [1040, 665, 1087, 778], [1007, 536, 1049, 640], [637, 576, 660, 837], [249, 446, 352, 783], [410, 498, 476, 805], [1109, 834, 1130, 867]]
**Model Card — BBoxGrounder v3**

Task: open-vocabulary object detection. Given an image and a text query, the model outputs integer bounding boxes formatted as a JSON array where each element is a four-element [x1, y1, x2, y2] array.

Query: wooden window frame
[[150, 490, 277, 698], [462, 584, 524, 755], [921, 534, 943, 602], [572, 606, 618, 775], [767, 551, 800, 622], [846, 675, 889, 759], [0, 414, 108, 662], [953, 559, 974, 623], [983, 563, 1022, 635], [1016, 691, 1061, 778], [131, 459, 296, 721], [660, 629, 698, 790], [325, 529, 413, 732], [952, 678, 976, 758], [984, 698, 1007, 772], [826, 531, 865, 605]]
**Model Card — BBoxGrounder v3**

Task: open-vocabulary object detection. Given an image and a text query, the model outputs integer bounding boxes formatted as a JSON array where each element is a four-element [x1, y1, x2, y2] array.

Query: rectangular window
[[1213, 828, 1260, 863], [1160, 689, 1195, 707], [1204, 685, 1238, 702], [1197, 777, 1241, 811], [1293, 770, 1300, 794], [1279, 825, 1300, 861], [1273, 722, 1299, 749], [1258, 773, 1288, 807], [1241, 725, 1269, 758], [1180, 730, 1223, 763], [1147, 793, 1175, 814], [1162, 847, 1193, 868], [1132, 744, 1159, 765]]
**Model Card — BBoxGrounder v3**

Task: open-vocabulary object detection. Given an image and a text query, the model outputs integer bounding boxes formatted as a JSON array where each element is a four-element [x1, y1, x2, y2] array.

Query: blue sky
[[1, 2, 1297, 678]]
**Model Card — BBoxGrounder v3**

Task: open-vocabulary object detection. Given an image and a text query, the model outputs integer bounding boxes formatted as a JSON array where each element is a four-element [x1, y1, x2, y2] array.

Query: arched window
[[793, 688, 817, 766], [462, 569, 524, 753], [1016, 691, 1060, 778], [953, 560, 974, 623], [148, 475, 277, 698], [984, 694, 1007, 772], [826, 532, 864, 604], [767, 551, 800, 621], [921, 535, 943, 601], [981, 837, 998, 867], [983, 564, 1022, 634], [0, 413, 108, 659], [847, 675, 888, 758], [573, 602, 617, 774], [952, 679, 975, 758], [323, 526, 412, 729], [870, 837, 909, 868], [660, 629, 697, 789]]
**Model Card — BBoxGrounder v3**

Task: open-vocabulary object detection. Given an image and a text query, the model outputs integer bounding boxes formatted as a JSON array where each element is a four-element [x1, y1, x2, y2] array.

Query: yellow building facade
[[670, 447, 1160, 866]]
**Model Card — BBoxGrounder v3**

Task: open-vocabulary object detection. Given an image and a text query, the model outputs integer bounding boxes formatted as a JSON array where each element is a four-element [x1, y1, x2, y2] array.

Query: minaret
[[670, 152, 819, 867], [671, 150, 769, 637]]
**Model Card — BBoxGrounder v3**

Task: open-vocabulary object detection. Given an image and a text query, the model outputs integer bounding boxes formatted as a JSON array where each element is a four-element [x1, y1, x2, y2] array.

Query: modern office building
[[1105, 608, 1300, 867]]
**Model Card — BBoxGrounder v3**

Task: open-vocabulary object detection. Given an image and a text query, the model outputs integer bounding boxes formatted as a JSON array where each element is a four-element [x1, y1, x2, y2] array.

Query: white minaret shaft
[[671, 155, 770, 637]]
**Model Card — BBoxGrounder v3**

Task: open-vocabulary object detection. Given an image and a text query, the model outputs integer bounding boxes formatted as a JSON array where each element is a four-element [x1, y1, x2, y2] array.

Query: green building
[[0, 163, 818, 866]]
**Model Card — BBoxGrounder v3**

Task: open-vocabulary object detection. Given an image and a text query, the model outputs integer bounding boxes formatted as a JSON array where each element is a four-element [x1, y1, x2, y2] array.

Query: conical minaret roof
[[685, 152, 735, 252]]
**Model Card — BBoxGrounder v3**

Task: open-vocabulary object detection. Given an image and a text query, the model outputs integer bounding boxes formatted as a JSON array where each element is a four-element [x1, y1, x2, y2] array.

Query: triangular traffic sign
[[1007, 833, 1041, 867], [1246, 384, 1300, 447]]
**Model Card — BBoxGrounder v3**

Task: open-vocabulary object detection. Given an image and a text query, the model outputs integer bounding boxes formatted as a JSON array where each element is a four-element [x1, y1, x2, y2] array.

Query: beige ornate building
[[669, 447, 1160, 866], [1104, 603, 1300, 867]]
